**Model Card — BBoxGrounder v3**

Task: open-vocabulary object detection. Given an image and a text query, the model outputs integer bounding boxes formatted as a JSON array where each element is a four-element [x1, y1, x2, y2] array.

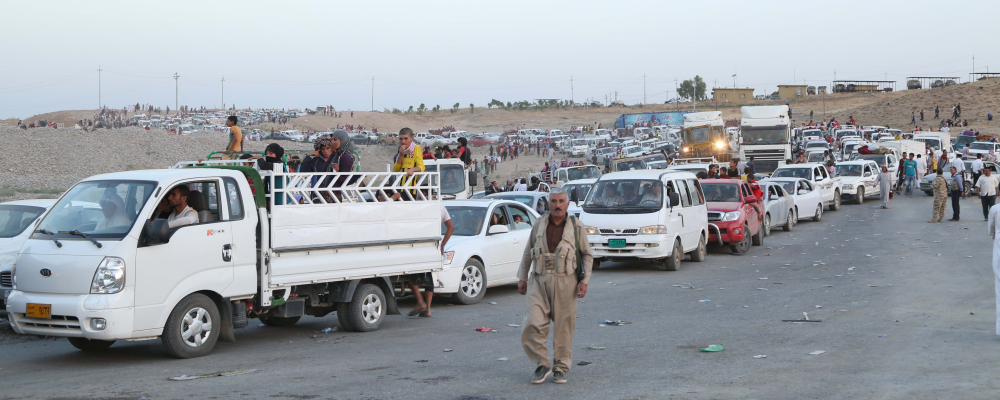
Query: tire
[[752, 220, 765, 246], [690, 235, 707, 262], [855, 187, 865, 205], [259, 315, 300, 327], [346, 284, 386, 332], [812, 203, 823, 222], [762, 213, 772, 237], [336, 302, 356, 332], [661, 239, 682, 271], [730, 223, 752, 254], [783, 209, 794, 232], [68, 337, 115, 352], [161, 293, 221, 359], [829, 191, 841, 211], [923, 191, 933, 196], [453, 259, 487, 305], [592, 259, 601, 270]]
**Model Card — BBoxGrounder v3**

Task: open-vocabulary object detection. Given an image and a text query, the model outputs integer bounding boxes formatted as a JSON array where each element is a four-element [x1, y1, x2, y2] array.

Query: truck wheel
[[783, 209, 794, 232], [855, 187, 865, 205], [730, 223, 752, 254], [161, 293, 221, 359], [752, 221, 765, 246], [923, 191, 933, 196], [812, 203, 823, 222], [259, 315, 301, 327], [453, 259, 487, 305], [592, 259, 601, 270], [336, 302, 356, 332], [829, 191, 841, 211], [690, 235, 707, 262], [68, 337, 115, 352], [661, 239, 682, 271], [762, 213, 772, 237], [346, 284, 386, 332]]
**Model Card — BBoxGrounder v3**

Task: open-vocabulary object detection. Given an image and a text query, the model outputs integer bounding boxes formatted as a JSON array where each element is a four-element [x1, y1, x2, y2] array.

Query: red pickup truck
[[699, 179, 765, 254]]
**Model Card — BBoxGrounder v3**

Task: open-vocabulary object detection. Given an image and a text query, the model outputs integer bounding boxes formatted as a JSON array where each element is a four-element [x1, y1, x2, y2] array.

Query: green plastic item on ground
[[699, 344, 724, 352]]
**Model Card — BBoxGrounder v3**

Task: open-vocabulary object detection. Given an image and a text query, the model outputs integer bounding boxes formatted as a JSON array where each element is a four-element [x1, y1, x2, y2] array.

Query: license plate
[[26, 303, 51, 319], [608, 239, 627, 248]]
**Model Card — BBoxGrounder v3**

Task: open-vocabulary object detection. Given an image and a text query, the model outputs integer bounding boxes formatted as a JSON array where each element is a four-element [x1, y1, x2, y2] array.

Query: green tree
[[469, 103, 474, 113], [407, 105, 414, 113], [418, 103, 425, 114], [433, 104, 440, 112], [677, 75, 707, 101], [451, 102, 460, 113]]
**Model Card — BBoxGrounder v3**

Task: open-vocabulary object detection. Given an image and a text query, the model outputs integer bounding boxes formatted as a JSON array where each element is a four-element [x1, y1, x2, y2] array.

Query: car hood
[[706, 201, 742, 212], [444, 235, 478, 251], [839, 176, 865, 184]]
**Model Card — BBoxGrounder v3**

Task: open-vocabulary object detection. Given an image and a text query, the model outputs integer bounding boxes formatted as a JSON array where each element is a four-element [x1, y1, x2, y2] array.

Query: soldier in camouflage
[[930, 169, 948, 223]]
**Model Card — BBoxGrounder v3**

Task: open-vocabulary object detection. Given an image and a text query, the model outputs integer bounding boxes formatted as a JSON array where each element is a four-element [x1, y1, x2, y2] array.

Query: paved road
[[2, 193, 999, 399]]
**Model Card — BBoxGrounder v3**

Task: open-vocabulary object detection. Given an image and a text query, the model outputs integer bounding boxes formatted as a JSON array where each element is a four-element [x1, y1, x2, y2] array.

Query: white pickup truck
[[770, 163, 842, 211], [7, 165, 444, 358]]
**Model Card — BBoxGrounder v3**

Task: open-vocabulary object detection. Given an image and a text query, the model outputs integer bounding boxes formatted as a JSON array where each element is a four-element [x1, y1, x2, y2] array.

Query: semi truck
[[738, 106, 793, 174], [7, 165, 444, 358]]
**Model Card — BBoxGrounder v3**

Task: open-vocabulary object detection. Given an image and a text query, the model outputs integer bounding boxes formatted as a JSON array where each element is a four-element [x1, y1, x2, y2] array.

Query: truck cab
[[554, 165, 602, 185], [423, 158, 477, 200], [578, 170, 708, 271], [770, 163, 842, 211], [569, 138, 589, 157]]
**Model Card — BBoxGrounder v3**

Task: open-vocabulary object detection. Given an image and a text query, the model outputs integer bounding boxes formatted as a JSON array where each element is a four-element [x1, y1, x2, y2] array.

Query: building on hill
[[712, 88, 755, 103], [777, 85, 808, 100]]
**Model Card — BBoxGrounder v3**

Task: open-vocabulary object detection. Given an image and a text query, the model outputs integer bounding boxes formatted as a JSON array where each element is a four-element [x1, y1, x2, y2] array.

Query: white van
[[578, 170, 708, 271]]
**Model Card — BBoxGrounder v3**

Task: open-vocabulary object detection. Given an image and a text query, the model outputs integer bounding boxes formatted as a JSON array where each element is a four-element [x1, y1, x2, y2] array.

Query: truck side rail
[[270, 170, 439, 206]]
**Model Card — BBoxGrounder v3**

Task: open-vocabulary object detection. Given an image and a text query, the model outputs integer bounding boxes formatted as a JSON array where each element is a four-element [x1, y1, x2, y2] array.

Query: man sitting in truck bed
[[166, 186, 199, 229]]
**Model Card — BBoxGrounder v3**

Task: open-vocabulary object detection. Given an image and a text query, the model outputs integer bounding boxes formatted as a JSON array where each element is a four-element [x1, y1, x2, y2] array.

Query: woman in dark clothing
[[456, 137, 472, 166], [255, 143, 286, 204]]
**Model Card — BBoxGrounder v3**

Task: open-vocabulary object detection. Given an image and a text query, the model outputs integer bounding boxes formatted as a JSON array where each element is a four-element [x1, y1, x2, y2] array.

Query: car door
[[685, 179, 708, 247], [800, 180, 822, 213], [481, 205, 516, 282], [503, 204, 536, 284], [133, 178, 234, 332], [674, 179, 698, 249], [862, 163, 876, 196], [663, 178, 685, 246]]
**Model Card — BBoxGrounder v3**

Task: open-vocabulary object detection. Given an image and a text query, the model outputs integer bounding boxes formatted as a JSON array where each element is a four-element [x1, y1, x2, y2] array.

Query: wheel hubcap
[[460, 265, 483, 297], [181, 307, 213, 348], [764, 216, 770, 235], [362, 294, 382, 323]]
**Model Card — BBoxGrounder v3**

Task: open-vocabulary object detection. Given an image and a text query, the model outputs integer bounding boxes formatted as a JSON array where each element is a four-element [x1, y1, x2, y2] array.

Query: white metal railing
[[269, 166, 439, 206], [170, 160, 251, 169], [671, 157, 719, 166]]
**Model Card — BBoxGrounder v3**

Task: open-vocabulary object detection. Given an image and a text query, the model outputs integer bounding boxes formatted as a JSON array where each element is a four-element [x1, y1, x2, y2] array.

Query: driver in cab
[[95, 191, 131, 231], [166, 186, 199, 229], [639, 183, 662, 205]]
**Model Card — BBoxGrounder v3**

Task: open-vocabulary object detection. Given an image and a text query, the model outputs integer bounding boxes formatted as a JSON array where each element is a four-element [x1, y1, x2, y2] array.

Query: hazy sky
[[3, 0, 997, 118]]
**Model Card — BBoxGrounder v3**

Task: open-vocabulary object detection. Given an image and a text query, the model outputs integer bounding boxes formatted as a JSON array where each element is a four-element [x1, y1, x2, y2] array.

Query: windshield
[[644, 154, 666, 163], [566, 166, 601, 181], [615, 160, 647, 171], [775, 181, 797, 194], [836, 165, 863, 177], [0, 205, 46, 238], [918, 138, 942, 150], [857, 155, 887, 166], [443, 206, 486, 236], [583, 179, 663, 213], [806, 142, 828, 149], [701, 183, 741, 202], [970, 143, 993, 151], [690, 127, 710, 143], [564, 184, 593, 202], [35, 180, 156, 240], [624, 146, 642, 154], [806, 153, 825, 163], [488, 195, 534, 207], [771, 168, 811, 179], [742, 127, 788, 143], [572, 139, 587, 146], [426, 164, 466, 195]]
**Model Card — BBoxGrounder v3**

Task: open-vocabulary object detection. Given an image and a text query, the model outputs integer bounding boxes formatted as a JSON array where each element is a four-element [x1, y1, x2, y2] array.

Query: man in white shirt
[[971, 154, 985, 188], [166, 186, 199, 228], [915, 154, 927, 181], [976, 168, 1000, 220]]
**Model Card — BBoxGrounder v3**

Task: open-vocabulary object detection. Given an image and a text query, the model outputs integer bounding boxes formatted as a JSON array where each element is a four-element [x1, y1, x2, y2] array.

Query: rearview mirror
[[468, 170, 478, 187], [488, 225, 510, 235]]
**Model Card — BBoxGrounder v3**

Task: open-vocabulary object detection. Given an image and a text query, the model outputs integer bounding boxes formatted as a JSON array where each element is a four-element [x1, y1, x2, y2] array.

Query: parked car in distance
[[835, 160, 880, 204], [439, 200, 540, 304], [770, 163, 842, 211], [760, 177, 825, 222]]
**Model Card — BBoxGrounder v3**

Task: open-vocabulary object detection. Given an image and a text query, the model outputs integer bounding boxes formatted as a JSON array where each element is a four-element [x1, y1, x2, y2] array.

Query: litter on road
[[475, 327, 497, 333], [169, 369, 259, 381], [604, 320, 631, 326], [497, 357, 508, 361], [753, 355, 767, 359], [586, 346, 606, 350], [699, 344, 724, 352], [809, 350, 826, 356], [577, 361, 593, 366]]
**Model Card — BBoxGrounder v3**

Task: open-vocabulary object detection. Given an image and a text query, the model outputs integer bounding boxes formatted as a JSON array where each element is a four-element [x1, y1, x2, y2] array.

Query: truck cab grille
[[0, 272, 11, 288]]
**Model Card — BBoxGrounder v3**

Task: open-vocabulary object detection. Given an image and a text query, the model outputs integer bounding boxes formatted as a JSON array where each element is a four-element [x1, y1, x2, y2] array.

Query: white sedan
[[440, 200, 541, 304], [0, 199, 56, 315], [760, 178, 825, 222]]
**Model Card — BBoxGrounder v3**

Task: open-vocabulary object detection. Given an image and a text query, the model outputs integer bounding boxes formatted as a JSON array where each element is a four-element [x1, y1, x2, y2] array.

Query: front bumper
[[707, 220, 746, 244], [7, 290, 135, 340], [587, 234, 675, 260]]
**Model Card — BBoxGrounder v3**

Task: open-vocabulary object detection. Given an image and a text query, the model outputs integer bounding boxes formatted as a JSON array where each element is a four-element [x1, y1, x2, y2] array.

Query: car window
[[536, 196, 548, 214], [489, 206, 510, 230], [687, 179, 705, 205], [506, 205, 534, 230], [223, 178, 244, 220], [676, 180, 692, 207]]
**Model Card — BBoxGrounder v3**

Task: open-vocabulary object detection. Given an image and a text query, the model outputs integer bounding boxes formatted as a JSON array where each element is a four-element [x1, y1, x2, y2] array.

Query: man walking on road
[[971, 154, 984, 190], [930, 169, 947, 222], [949, 165, 964, 221], [517, 187, 593, 384], [874, 165, 892, 208], [903, 154, 918, 196], [976, 168, 1000, 220]]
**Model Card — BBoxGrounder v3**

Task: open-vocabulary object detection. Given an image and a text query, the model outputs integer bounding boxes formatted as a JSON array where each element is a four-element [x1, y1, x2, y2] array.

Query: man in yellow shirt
[[223, 116, 242, 160], [392, 128, 425, 200]]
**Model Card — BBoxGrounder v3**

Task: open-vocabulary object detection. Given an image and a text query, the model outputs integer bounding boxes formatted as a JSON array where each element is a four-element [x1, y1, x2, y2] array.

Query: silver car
[[758, 182, 796, 235]]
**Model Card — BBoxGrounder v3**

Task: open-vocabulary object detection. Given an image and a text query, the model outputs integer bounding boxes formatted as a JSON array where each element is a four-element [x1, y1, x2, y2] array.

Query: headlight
[[715, 141, 725, 149], [585, 226, 597, 235], [722, 211, 741, 221], [10, 257, 17, 289], [443, 251, 455, 265], [843, 184, 854, 190], [683, 147, 690, 152], [91, 257, 126, 294], [639, 225, 667, 234]]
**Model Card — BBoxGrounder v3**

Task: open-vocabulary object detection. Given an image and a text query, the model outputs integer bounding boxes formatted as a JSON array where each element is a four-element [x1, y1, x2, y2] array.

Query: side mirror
[[798, 189, 808, 195], [668, 192, 680, 207], [147, 219, 170, 244], [468, 170, 478, 187], [769, 194, 778, 201], [488, 225, 510, 235], [570, 187, 579, 204], [745, 195, 757, 203], [864, 171, 872, 177]]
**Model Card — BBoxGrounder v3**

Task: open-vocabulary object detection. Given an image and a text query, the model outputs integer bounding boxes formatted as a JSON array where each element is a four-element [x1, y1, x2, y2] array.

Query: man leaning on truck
[[517, 187, 593, 384]]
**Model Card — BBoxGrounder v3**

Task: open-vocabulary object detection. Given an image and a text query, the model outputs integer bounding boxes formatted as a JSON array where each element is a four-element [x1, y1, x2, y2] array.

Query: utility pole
[[221, 76, 225, 111], [733, 74, 737, 105], [714, 79, 718, 110], [643, 73, 647, 105], [97, 65, 102, 109], [973, 55, 975, 77], [371, 76, 374, 112], [674, 78, 678, 111], [173, 73, 179, 112], [571, 76, 574, 107]]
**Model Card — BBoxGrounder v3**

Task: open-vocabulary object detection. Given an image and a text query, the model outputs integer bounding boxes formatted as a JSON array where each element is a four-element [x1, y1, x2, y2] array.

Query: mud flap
[[217, 298, 236, 343]]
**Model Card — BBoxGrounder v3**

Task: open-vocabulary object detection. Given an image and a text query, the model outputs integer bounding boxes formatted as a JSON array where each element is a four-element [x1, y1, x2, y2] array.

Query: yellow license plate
[[26, 303, 51, 319]]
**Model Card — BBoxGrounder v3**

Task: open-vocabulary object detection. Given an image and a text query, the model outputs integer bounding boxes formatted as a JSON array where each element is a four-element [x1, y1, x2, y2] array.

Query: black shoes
[[532, 366, 552, 384], [553, 371, 567, 384]]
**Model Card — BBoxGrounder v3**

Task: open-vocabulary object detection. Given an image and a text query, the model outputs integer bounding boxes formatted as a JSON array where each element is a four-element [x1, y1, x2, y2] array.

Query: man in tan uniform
[[517, 187, 593, 384], [930, 168, 947, 222]]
